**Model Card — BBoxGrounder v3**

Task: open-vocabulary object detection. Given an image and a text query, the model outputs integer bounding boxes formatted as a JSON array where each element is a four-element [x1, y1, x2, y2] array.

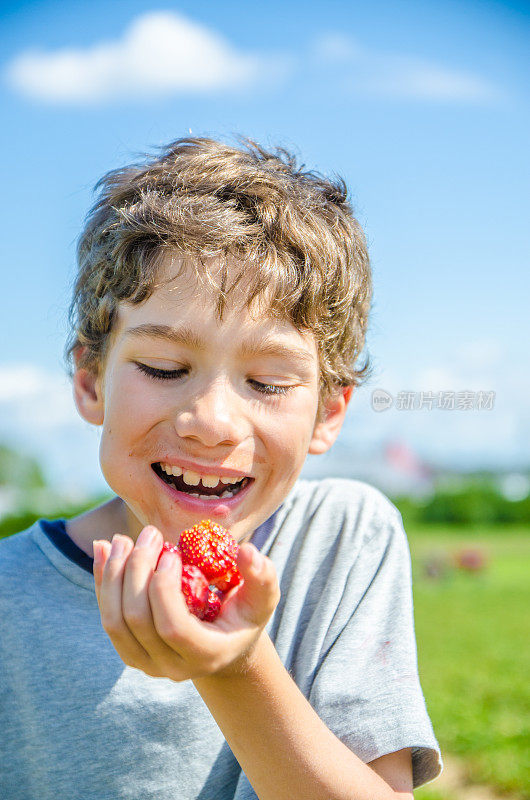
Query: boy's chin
[[121, 499, 251, 544]]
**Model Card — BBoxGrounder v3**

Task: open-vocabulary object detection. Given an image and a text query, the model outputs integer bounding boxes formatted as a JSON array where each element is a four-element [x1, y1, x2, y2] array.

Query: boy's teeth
[[160, 464, 246, 486], [159, 463, 248, 496], [182, 469, 201, 486], [187, 491, 237, 500], [202, 474, 220, 488], [160, 463, 183, 477]]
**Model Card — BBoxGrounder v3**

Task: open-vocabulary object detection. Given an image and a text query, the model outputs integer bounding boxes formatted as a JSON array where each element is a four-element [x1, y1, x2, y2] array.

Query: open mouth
[[151, 462, 252, 500]]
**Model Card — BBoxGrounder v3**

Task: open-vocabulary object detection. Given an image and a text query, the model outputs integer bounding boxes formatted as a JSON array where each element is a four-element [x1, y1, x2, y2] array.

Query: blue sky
[[0, 0, 528, 492]]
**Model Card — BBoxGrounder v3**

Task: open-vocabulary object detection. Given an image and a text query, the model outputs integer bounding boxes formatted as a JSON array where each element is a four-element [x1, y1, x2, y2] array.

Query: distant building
[[301, 438, 435, 498]]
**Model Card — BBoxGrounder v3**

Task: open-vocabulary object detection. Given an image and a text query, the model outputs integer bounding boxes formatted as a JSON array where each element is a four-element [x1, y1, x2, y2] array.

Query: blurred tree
[[0, 443, 47, 489], [394, 482, 530, 526]]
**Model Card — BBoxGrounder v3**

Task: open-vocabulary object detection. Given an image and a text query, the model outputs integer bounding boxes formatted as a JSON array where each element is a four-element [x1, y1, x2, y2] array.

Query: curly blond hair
[[65, 136, 372, 403]]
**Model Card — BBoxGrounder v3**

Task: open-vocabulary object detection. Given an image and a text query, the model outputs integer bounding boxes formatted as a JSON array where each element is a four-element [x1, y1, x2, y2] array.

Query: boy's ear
[[72, 347, 105, 426], [308, 386, 353, 455]]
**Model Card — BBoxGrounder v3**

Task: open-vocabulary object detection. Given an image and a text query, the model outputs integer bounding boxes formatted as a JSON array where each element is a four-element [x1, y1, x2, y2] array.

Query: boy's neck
[[65, 496, 133, 558]]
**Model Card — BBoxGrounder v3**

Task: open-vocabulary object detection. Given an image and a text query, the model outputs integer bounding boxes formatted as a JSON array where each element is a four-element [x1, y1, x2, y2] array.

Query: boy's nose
[[173, 377, 249, 448]]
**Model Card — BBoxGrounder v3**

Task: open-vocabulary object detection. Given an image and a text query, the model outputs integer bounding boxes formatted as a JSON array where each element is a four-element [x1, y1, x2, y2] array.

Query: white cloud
[[313, 32, 502, 103], [0, 364, 53, 402], [313, 33, 361, 62], [334, 343, 529, 471], [363, 56, 500, 103], [0, 365, 78, 427], [5, 12, 282, 104], [457, 338, 503, 371], [0, 364, 104, 493], [6, 15, 501, 107]]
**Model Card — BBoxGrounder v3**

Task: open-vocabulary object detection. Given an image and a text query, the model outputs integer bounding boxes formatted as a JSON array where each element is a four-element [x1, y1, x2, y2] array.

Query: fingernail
[[157, 551, 175, 571], [110, 536, 126, 559], [136, 526, 158, 548]]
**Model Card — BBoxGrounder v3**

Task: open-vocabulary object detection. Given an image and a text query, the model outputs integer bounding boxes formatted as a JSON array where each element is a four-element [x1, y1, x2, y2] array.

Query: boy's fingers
[[98, 534, 134, 618], [121, 526, 163, 630], [97, 534, 154, 669], [149, 550, 205, 660], [93, 539, 112, 602], [234, 544, 281, 625], [121, 527, 186, 663]]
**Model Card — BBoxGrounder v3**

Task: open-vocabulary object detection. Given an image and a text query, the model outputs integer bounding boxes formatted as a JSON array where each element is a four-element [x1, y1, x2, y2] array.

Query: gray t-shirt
[[0, 478, 441, 798]]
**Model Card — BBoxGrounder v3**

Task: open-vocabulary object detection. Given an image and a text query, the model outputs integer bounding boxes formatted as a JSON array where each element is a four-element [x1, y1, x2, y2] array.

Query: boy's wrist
[[194, 628, 272, 685]]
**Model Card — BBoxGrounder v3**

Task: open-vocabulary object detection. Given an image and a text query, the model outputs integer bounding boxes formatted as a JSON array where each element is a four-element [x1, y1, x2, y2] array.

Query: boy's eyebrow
[[122, 323, 315, 365]]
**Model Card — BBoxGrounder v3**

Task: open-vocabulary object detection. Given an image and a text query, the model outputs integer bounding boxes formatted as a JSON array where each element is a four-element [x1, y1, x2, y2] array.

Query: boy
[[0, 137, 441, 799]]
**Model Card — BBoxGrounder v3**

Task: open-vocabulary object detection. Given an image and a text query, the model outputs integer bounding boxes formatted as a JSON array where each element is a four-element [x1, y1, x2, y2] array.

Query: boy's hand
[[92, 526, 280, 682]]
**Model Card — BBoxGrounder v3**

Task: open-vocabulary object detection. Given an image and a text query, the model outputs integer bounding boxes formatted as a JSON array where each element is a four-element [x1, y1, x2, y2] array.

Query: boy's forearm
[[193, 632, 399, 800]]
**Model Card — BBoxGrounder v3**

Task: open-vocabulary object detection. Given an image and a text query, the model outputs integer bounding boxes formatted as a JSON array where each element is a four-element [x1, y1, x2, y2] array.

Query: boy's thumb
[[235, 543, 280, 625]]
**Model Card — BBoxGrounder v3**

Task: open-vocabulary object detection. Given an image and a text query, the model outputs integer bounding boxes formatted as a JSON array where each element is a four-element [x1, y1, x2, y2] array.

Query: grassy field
[[405, 523, 530, 799]]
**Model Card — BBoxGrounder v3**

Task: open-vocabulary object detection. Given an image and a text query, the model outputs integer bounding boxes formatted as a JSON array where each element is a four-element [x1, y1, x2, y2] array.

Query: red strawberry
[[155, 521, 242, 622], [157, 544, 210, 618], [158, 541, 180, 559], [202, 589, 222, 622], [178, 520, 242, 593], [180, 564, 209, 617]]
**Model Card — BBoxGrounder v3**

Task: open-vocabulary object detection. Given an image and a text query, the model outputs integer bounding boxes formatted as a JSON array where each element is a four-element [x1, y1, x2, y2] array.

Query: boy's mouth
[[151, 462, 252, 500]]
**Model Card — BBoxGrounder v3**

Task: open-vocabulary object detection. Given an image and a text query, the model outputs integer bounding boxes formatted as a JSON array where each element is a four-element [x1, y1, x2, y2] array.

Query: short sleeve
[[308, 509, 442, 789]]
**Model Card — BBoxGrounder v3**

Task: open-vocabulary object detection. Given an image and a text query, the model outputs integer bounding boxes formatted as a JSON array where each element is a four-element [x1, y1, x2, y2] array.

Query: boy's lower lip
[[152, 467, 254, 518]]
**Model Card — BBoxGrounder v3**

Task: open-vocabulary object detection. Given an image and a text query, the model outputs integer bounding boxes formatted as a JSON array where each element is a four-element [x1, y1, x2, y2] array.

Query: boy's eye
[[134, 362, 187, 380], [134, 363, 292, 395], [249, 379, 291, 396]]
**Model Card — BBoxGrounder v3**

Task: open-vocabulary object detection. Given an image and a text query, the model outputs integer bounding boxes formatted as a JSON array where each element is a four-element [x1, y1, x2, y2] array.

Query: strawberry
[[159, 541, 180, 558], [202, 588, 222, 622], [157, 544, 210, 618], [178, 520, 242, 593], [155, 521, 242, 622], [180, 564, 209, 618]]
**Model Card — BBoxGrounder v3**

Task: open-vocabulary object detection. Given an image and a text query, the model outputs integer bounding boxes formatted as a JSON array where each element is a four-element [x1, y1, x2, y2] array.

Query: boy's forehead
[[154, 251, 268, 311], [117, 258, 263, 328], [111, 253, 318, 359]]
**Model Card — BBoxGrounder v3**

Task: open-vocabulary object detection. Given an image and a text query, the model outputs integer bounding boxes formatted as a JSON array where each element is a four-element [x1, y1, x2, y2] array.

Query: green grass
[[0, 493, 112, 540], [407, 524, 530, 798]]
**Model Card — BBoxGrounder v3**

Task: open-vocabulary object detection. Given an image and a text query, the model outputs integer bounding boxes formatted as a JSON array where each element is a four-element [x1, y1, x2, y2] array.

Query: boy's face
[[74, 255, 350, 543]]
